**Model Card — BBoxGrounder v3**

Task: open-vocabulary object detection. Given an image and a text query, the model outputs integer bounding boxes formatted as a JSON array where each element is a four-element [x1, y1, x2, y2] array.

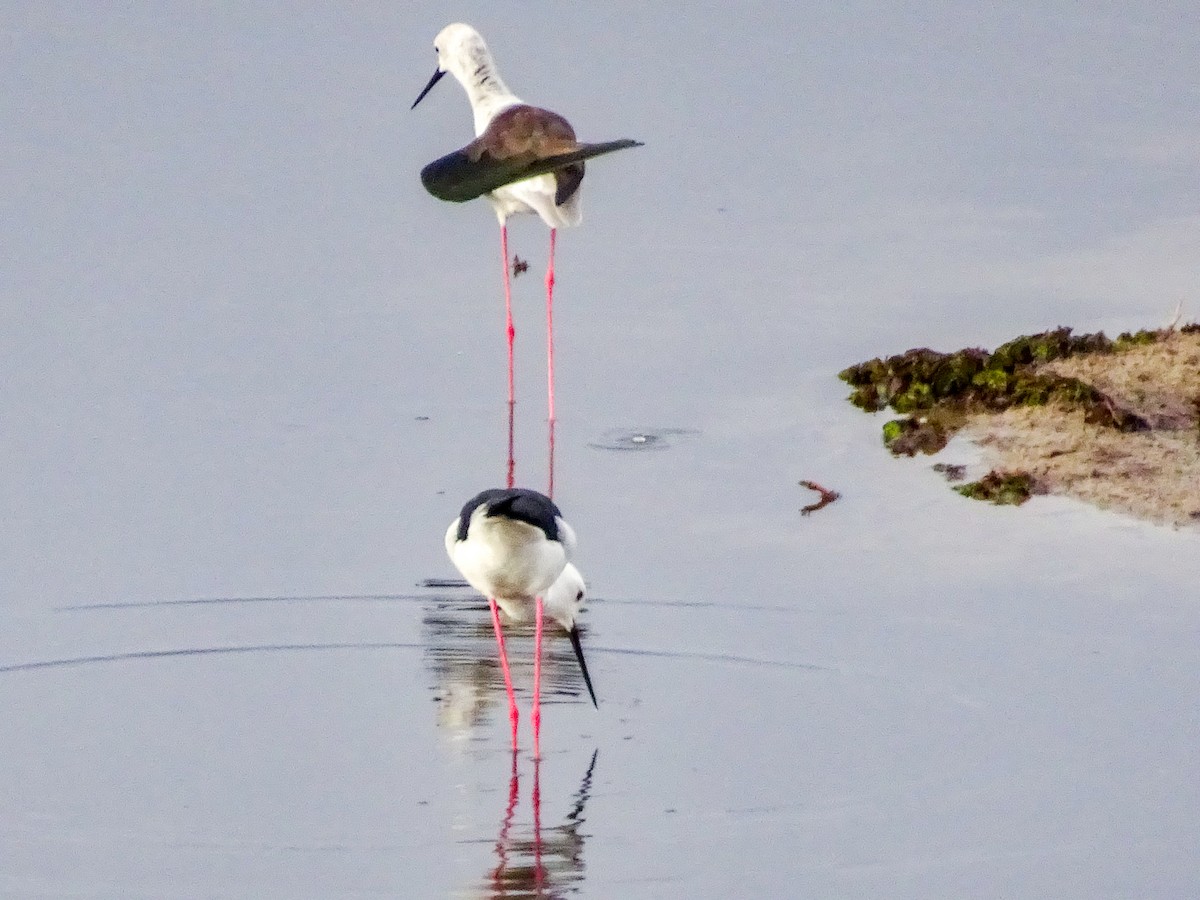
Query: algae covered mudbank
[[840, 325, 1200, 527]]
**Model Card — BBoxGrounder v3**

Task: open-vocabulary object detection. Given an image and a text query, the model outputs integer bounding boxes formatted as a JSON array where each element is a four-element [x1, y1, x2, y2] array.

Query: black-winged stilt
[[411, 22, 642, 424], [445, 487, 597, 757]]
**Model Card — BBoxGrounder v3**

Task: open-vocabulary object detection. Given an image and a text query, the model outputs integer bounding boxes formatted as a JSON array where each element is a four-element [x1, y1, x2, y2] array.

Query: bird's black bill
[[419, 139, 645, 203], [411, 67, 446, 109], [568, 627, 599, 709]]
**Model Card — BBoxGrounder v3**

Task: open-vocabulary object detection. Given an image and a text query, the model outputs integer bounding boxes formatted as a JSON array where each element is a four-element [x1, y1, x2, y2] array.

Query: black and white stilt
[[412, 23, 642, 425], [445, 487, 597, 757]]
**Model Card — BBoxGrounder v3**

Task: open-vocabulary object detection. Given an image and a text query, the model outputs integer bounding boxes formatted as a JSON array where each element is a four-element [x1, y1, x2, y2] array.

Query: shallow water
[[3, 4, 1200, 898]]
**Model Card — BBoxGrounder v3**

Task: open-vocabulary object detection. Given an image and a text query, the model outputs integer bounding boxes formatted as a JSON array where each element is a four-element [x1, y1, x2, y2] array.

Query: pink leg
[[506, 395, 516, 490], [500, 225, 515, 408], [545, 229, 557, 426], [488, 597, 519, 751], [546, 417, 555, 500], [532, 594, 544, 759], [502, 225, 516, 489]]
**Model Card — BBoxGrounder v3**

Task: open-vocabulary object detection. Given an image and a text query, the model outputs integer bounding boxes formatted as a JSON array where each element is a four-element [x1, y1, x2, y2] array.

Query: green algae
[[838, 325, 1158, 456], [954, 470, 1039, 505], [1112, 329, 1160, 351], [882, 417, 950, 456]]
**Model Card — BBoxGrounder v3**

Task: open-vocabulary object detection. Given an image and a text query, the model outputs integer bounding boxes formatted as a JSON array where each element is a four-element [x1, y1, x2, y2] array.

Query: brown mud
[[840, 325, 1200, 527]]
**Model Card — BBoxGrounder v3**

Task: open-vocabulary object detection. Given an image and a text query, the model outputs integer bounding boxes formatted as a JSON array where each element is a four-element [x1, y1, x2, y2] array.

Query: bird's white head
[[545, 562, 597, 708], [544, 562, 587, 632], [411, 23, 518, 130], [431, 23, 490, 83]]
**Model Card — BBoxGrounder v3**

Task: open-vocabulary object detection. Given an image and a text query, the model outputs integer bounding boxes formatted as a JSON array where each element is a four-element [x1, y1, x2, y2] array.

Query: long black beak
[[568, 627, 598, 708], [411, 67, 446, 110]]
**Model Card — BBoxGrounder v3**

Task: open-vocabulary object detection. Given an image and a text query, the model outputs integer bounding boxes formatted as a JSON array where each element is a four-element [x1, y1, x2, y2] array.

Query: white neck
[[469, 86, 521, 136], [452, 50, 521, 134]]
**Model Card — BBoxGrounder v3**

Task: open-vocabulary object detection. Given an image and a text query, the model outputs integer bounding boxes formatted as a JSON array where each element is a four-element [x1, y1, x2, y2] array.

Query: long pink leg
[[488, 597, 519, 751], [500, 225, 515, 408], [502, 225, 516, 489], [545, 229, 557, 426], [532, 594, 545, 759]]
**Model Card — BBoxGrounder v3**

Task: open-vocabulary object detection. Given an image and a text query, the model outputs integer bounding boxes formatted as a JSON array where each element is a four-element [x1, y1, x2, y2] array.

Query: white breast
[[487, 175, 583, 228]]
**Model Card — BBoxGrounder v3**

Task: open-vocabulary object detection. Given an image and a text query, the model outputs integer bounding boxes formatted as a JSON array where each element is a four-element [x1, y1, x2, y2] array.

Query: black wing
[[420, 139, 644, 204], [485, 488, 563, 542]]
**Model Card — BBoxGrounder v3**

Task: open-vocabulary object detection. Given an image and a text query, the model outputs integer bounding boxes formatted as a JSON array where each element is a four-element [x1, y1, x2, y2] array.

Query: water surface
[[2, 4, 1199, 897]]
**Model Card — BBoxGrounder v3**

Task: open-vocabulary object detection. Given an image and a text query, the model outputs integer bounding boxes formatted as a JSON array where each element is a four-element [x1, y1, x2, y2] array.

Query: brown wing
[[420, 118, 644, 204], [472, 105, 584, 206], [470, 105, 580, 162]]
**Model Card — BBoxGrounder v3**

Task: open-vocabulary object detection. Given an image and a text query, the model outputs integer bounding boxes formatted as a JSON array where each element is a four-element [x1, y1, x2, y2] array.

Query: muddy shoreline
[[841, 325, 1200, 528]]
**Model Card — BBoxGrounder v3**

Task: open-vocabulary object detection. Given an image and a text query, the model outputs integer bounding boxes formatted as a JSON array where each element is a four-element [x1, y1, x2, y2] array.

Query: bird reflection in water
[[472, 749, 598, 899], [423, 595, 595, 742], [502, 388, 553, 498], [506, 393, 516, 490]]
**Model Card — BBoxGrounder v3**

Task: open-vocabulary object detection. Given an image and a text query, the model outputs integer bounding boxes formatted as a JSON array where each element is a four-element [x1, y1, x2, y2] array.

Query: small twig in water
[[512, 255, 529, 277], [799, 480, 840, 516]]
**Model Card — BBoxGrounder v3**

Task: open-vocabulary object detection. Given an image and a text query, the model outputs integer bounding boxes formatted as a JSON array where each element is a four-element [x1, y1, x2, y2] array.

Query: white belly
[[488, 175, 582, 229], [447, 516, 570, 602]]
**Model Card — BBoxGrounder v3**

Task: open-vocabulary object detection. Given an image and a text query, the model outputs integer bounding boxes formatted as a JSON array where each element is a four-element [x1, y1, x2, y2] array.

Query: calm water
[[3, 4, 1199, 897]]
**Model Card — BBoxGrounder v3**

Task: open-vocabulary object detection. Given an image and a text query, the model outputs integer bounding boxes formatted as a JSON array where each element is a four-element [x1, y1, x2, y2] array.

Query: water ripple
[[0, 642, 422, 674]]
